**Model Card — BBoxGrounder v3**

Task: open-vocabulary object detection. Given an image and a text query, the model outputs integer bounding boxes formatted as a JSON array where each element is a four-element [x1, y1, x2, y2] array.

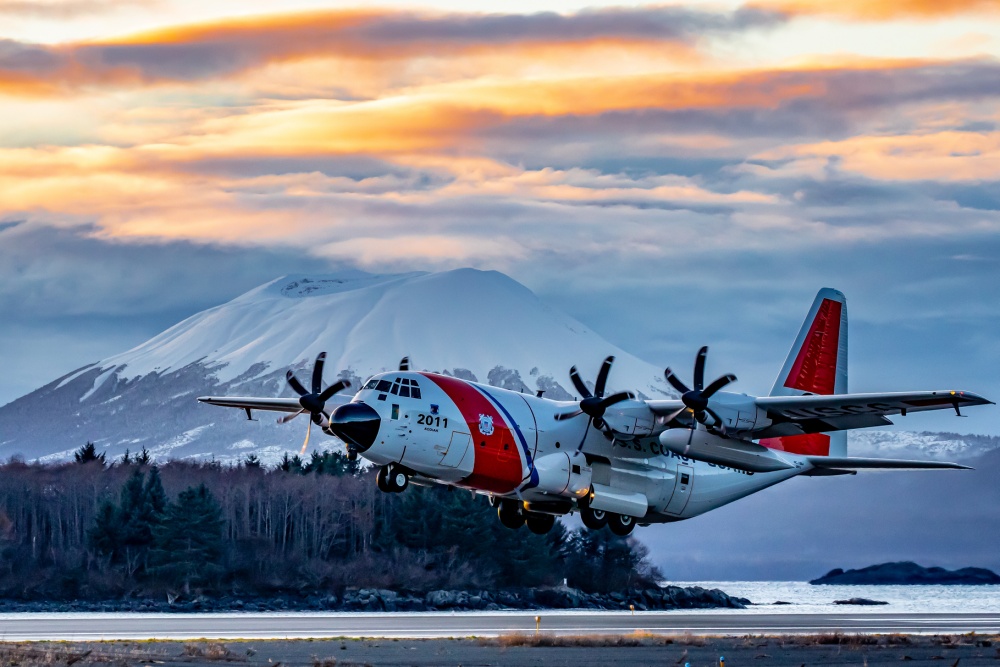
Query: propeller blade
[[318, 379, 350, 402], [300, 419, 312, 456], [311, 352, 327, 394], [399, 356, 409, 371], [702, 373, 737, 399], [599, 390, 634, 410], [554, 409, 584, 421], [664, 368, 690, 394], [694, 346, 708, 391], [277, 409, 306, 424], [286, 370, 308, 397], [594, 356, 614, 399], [569, 366, 592, 399], [704, 407, 727, 435]]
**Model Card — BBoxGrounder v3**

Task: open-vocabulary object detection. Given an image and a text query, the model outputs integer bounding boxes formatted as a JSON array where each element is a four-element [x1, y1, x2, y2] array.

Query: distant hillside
[[811, 561, 1000, 585]]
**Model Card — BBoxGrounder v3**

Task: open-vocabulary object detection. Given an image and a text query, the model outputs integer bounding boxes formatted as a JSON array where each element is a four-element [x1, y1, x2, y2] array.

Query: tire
[[376, 466, 390, 493], [579, 505, 608, 530], [497, 500, 524, 530], [608, 513, 635, 536], [525, 513, 556, 535]]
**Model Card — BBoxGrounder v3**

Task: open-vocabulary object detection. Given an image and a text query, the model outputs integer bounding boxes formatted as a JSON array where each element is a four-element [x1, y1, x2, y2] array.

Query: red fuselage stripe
[[419, 373, 523, 493]]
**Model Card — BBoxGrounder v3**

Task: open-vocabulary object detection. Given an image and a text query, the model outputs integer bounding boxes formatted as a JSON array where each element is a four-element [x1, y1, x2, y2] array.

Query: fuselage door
[[664, 464, 694, 515], [441, 431, 472, 468]]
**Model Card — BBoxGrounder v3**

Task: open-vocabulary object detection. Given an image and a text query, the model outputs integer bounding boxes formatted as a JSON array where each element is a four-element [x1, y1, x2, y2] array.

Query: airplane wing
[[807, 456, 972, 470], [750, 390, 992, 438], [199, 396, 305, 413]]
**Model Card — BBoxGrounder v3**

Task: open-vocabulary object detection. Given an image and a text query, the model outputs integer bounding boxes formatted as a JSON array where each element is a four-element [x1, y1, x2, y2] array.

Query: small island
[[811, 561, 1000, 585]]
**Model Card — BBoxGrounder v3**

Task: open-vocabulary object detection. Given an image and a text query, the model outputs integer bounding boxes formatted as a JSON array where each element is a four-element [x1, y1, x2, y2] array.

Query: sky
[[2, 0, 999, 436]]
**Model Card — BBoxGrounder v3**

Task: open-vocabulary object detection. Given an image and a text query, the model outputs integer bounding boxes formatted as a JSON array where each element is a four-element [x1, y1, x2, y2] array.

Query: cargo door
[[664, 464, 694, 515]]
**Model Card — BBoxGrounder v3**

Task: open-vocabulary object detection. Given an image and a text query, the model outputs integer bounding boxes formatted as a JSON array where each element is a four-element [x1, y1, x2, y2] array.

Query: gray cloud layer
[[0, 6, 785, 86]]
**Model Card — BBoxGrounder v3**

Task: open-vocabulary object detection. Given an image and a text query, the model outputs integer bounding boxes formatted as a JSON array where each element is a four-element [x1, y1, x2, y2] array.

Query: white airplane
[[200, 288, 992, 536]]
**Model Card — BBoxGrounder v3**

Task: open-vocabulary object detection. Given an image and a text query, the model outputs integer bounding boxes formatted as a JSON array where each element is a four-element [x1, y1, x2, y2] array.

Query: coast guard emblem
[[430, 404, 439, 415], [478, 414, 495, 436]]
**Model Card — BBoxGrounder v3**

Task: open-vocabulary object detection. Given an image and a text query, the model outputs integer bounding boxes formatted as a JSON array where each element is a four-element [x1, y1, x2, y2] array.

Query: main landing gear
[[607, 512, 635, 536], [495, 499, 556, 534], [376, 464, 409, 493], [579, 499, 635, 535]]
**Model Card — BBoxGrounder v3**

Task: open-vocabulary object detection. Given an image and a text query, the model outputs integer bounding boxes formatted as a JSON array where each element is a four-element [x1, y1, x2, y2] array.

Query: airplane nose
[[328, 402, 381, 452]]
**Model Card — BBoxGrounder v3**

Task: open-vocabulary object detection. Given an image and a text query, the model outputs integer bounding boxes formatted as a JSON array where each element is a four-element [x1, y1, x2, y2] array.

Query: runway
[[0, 611, 997, 641]]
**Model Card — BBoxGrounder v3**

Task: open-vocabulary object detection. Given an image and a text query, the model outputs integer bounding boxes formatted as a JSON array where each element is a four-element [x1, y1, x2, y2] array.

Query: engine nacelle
[[659, 429, 795, 473], [532, 452, 592, 497]]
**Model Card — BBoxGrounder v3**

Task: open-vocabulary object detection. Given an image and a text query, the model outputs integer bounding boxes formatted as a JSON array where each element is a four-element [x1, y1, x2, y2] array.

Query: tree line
[[0, 443, 661, 601]]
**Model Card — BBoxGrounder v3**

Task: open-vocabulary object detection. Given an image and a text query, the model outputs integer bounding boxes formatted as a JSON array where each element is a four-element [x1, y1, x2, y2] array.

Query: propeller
[[278, 352, 351, 454], [554, 355, 635, 432], [664, 346, 736, 433]]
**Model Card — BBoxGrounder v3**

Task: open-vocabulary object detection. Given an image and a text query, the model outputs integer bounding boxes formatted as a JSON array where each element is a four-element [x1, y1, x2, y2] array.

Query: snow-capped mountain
[[0, 269, 672, 463]]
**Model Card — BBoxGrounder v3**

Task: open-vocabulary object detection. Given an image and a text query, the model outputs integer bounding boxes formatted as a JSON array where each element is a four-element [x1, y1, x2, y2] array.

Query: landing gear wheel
[[608, 513, 635, 536], [525, 513, 556, 535], [376, 467, 390, 492], [579, 505, 608, 530], [497, 500, 524, 530], [377, 465, 408, 493]]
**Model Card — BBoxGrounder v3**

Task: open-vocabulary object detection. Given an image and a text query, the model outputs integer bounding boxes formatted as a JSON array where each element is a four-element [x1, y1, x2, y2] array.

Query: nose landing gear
[[376, 464, 409, 493]]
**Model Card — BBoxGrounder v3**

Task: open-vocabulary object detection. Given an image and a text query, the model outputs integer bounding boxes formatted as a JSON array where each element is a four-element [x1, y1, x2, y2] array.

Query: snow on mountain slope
[[67, 268, 669, 396], [0, 269, 671, 463], [848, 429, 1000, 461]]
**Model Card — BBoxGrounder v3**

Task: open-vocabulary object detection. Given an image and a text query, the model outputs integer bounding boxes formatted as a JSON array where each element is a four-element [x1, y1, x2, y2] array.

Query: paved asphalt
[[0, 612, 997, 641]]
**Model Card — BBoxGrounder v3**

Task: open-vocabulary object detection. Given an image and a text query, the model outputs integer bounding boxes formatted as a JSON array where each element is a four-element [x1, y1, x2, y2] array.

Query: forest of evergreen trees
[[0, 444, 661, 602]]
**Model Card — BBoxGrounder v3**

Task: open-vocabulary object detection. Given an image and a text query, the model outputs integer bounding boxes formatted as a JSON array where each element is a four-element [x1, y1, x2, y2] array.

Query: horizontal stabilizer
[[806, 456, 972, 470]]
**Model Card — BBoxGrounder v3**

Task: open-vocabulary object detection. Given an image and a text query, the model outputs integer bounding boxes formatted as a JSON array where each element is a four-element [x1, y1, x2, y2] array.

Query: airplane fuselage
[[352, 370, 803, 523]]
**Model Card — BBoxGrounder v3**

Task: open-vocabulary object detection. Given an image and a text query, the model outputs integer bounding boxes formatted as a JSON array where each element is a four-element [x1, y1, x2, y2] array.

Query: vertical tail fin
[[761, 288, 848, 457]]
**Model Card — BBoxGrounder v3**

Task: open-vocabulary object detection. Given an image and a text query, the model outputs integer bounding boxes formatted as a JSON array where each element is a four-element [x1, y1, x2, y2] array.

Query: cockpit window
[[411, 387, 421, 399], [390, 383, 399, 395], [375, 379, 391, 392], [363, 378, 379, 390], [399, 385, 410, 398]]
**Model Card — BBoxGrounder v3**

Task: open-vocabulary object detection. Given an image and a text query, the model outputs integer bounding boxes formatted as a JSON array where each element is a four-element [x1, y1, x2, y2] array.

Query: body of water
[[677, 581, 1000, 614]]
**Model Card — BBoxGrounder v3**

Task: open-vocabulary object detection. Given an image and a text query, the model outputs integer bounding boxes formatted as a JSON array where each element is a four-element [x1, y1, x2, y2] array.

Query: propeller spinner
[[664, 346, 736, 432], [555, 355, 635, 432]]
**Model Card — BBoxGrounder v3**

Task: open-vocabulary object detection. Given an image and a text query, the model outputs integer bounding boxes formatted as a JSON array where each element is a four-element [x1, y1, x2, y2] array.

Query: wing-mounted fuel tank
[[659, 428, 795, 473]]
